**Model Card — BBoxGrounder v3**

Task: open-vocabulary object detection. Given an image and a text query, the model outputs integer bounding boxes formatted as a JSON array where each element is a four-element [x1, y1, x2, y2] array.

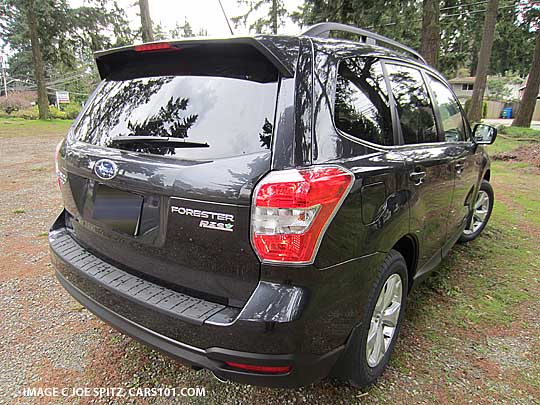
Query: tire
[[459, 180, 494, 243], [344, 250, 408, 388]]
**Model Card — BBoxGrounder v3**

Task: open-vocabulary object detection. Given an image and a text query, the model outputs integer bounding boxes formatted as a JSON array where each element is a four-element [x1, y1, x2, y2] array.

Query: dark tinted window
[[428, 76, 467, 142], [334, 58, 394, 146], [73, 76, 277, 159], [74, 46, 279, 160], [386, 64, 438, 144]]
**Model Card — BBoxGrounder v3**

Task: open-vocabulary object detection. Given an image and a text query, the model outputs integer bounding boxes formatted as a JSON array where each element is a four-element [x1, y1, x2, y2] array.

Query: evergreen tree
[[420, 0, 440, 67], [468, 0, 499, 123], [232, 0, 288, 34], [512, 2, 540, 128], [139, 0, 154, 42], [1, 0, 133, 119]]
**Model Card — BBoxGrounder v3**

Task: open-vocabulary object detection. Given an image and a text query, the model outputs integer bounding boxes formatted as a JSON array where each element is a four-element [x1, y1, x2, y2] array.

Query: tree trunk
[[139, 0, 154, 42], [271, 0, 278, 34], [468, 0, 498, 123], [420, 0, 440, 68], [26, 2, 49, 120], [512, 32, 540, 128]]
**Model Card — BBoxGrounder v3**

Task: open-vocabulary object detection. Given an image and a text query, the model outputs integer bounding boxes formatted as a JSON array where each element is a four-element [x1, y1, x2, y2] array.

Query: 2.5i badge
[[170, 205, 235, 232]]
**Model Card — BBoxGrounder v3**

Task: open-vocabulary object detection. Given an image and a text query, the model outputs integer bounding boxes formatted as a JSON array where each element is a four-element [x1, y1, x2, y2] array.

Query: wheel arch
[[391, 234, 418, 292]]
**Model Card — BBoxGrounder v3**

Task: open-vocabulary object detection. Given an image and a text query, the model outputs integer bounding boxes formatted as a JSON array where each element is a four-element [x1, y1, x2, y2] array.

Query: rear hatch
[[61, 40, 287, 307]]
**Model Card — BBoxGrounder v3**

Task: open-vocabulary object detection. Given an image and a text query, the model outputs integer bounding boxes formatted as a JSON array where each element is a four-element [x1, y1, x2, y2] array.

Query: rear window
[[73, 46, 279, 159]]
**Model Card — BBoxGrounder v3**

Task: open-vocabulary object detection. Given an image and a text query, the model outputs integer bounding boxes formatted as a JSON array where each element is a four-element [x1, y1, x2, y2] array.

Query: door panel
[[425, 75, 480, 238], [400, 146, 455, 267], [447, 143, 481, 236], [385, 63, 454, 269]]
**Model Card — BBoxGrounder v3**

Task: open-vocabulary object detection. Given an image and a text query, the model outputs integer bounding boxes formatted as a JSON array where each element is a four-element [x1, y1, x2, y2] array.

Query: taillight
[[251, 166, 354, 264], [224, 361, 292, 374], [134, 42, 177, 52]]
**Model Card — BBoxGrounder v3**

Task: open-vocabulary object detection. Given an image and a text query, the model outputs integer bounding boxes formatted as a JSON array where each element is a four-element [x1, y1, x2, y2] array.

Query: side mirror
[[473, 123, 497, 145]]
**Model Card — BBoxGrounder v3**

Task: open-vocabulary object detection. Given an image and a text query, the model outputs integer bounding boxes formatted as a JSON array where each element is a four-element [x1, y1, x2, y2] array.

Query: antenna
[[217, 0, 234, 35]]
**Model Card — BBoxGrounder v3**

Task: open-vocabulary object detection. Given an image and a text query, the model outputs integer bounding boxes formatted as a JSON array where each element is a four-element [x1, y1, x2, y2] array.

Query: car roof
[[94, 26, 445, 83]]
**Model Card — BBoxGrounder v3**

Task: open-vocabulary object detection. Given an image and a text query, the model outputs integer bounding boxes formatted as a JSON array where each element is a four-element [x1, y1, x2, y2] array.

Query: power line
[[369, 3, 517, 28], [440, 1, 489, 12], [375, 1, 490, 24], [442, 4, 516, 18]]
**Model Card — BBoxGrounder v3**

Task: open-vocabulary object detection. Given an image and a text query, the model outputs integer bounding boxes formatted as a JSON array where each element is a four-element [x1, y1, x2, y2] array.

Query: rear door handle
[[455, 162, 465, 174], [409, 170, 427, 185]]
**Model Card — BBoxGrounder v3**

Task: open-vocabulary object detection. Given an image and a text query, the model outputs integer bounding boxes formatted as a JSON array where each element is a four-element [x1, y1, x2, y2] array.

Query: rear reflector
[[251, 166, 354, 264], [225, 361, 292, 374], [134, 42, 176, 52]]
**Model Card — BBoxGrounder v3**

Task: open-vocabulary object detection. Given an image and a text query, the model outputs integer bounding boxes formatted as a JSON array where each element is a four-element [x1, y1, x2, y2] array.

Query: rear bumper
[[55, 269, 340, 387], [49, 212, 344, 387]]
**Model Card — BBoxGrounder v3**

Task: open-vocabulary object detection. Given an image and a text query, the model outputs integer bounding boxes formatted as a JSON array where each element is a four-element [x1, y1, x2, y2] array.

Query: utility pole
[[1, 55, 7, 99]]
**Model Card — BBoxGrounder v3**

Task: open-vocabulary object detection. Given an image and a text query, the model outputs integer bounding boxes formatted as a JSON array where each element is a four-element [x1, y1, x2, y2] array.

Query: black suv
[[50, 23, 497, 388]]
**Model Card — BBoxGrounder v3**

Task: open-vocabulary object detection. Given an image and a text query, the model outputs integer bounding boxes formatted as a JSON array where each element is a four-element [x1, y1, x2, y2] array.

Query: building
[[448, 76, 476, 103], [449, 76, 523, 104]]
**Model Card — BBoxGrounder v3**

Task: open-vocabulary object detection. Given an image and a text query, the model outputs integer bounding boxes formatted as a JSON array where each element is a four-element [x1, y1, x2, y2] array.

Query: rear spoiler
[[94, 37, 295, 80]]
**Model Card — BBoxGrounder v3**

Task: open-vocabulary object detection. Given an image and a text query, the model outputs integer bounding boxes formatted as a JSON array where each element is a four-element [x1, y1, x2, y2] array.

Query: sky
[[73, 0, 304, 38], [0, 0, 303, 69]]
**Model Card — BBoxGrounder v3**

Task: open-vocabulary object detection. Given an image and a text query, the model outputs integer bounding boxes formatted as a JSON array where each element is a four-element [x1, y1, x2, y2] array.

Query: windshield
[[73, 75, 278, 159]]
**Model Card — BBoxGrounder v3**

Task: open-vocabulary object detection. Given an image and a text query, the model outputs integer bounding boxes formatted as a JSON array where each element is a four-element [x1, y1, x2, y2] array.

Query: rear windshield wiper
[[109, 136, 209, 148]]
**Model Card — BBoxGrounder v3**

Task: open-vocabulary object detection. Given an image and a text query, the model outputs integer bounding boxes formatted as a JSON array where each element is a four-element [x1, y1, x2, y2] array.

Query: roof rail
[[301, 22, 426, 63]]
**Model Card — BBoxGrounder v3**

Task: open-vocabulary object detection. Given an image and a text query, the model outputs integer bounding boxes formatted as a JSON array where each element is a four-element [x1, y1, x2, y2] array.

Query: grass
[[375, 144, 540, 401], [486, 126, 540, 154], [414, 158, 540, 329], [13, 208, 25, 214], [486, 136, 522, 154], [3, 115, 537, 403], [499, 125, 540, 138], [0, 117, 73, 137]]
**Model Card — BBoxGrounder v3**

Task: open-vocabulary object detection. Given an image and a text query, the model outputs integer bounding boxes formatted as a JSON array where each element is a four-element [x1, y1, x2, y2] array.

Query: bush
[[11, 106, 39, 119], [49, 106, 67, 119], [0, 93, 32, 114], [63, 102, 82, 119], [1, 100, 80, 120], [464, 98, 487, 119]]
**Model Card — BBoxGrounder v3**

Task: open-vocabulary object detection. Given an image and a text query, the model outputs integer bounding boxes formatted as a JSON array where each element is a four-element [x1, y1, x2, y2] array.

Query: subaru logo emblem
[[94, 159, 118, 180]]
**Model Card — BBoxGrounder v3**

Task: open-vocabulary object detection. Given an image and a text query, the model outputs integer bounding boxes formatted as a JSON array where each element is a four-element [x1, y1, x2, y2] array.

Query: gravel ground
[[1, 124, 539, 404]]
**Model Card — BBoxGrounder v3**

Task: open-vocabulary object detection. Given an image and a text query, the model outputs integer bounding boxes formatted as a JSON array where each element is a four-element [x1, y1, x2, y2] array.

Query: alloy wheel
[[464, 190, 490, 235], [366, 274, 403, 368]]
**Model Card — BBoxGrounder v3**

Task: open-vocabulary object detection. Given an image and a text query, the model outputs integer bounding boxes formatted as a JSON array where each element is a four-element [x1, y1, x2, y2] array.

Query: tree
[[468, 0, 499, 123], [512, 1, 540, 127], [487, 72, 521, 102], [139, 0, 154, 42], [513, 32, 540, 127], [292, 1, 423, 48], [420, 0, 440, 67], [2, 0, 133, 119], [491, 2, 536, 76], [232, 0, 288, 34], [25, 1, 49, 119], [170, 19, 194, 38]]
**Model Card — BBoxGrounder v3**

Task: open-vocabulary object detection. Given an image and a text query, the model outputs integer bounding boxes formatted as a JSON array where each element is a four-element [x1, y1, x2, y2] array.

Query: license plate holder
[[92, 184, 143, 236]]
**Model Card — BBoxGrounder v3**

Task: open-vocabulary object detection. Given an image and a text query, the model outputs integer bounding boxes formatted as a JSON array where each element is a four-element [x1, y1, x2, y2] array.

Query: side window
[[427, 76, 467, 142], [334, 57, 394, 146], [386, 64, 438, 144]]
